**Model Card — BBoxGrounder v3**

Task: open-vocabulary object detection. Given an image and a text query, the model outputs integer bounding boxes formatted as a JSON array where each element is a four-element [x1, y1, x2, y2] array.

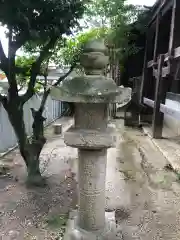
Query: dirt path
[[1, 117, 180, 239], [114, 120, 180, 240], [0, 117, 77, 240]]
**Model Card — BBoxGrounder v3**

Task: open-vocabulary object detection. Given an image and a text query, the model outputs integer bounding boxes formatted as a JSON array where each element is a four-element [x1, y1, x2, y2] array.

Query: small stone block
[[53, 124, 62, 135]]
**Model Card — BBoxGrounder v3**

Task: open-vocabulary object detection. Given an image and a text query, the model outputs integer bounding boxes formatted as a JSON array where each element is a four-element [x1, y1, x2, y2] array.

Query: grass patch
[[46, 214, 68, 229], [176, 172, 180, 182], [119, 169, 135, 180], [164, 164, 180, 184]]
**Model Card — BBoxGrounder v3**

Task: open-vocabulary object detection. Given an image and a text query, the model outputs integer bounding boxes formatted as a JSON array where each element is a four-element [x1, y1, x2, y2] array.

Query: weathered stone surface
[[50, 77, 131, 104], [64, 103, 116, 149], [50, 40, 131, 105], [83, 39, 107, 54], [74, 103, 107, 130], [49, 38, 131, 239], [78, 149, 107, 230], [64, 210, 121, 240], [80, 52, 109, 74], [64, 127, 116, 149]]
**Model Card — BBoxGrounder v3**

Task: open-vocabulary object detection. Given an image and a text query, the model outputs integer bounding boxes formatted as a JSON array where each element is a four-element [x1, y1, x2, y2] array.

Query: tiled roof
[[0, 74, 6, 80], [149, 0, 173, 25]]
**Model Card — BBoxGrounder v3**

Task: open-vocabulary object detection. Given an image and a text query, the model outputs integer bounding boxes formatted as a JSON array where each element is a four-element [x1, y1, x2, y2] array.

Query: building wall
[[164, 92, 180, 135], [0, 95, 65, 154]]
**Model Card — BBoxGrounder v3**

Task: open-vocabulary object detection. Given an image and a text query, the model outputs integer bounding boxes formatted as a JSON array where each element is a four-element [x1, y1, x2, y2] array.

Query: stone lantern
[[50, 39, 131, 239]]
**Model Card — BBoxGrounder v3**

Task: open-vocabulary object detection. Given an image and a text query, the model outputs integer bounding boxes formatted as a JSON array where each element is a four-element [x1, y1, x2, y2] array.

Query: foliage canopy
[[0, 0, 86, 186], [56, 0, 151, 70]]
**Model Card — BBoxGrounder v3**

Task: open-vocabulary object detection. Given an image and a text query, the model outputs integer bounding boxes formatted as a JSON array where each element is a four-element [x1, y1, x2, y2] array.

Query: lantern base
[[63, 210, 123, 240]]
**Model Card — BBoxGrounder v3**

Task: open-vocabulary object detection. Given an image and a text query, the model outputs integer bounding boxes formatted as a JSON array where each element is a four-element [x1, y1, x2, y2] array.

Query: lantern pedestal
[[64, 103, 118, 239], [50, 39, 131, 240], [64, 210, 119, 240]]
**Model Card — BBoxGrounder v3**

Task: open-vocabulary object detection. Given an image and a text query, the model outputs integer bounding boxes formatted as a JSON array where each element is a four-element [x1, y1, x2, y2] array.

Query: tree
[[55, 27, 109, 71], [119, 7, 153, 86], [0, 0, 85, 186], [84, 0, 150, 84]]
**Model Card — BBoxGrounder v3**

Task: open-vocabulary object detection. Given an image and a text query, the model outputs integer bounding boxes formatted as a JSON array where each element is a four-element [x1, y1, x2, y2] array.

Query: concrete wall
[[0, 95, 65, 154], [164, 92, 180, 135]]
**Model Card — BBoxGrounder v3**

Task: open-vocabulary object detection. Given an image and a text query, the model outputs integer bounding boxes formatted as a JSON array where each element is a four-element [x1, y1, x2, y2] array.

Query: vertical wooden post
[[153, 14, 160, 62], [140, 36, 149, 104], [168, 0, 178, 93], [168, 0, 176, 56], [140, 28, 156, 124], [152, 54, 165, 138], [140, 26, 155, 104]]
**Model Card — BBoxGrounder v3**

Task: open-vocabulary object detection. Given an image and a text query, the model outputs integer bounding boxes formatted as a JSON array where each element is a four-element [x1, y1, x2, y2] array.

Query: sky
[[127, 0, 156, 5], [0, 0, 156, 56]]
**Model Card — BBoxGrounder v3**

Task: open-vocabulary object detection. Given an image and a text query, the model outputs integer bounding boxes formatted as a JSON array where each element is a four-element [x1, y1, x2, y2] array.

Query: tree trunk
[[25, 142, 46, 187], [27, 108, 47, 186], [4, 100, 46, 186]]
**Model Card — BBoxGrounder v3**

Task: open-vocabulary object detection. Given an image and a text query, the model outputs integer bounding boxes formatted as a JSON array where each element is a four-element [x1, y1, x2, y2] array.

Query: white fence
[[0, 94, 64, 154]]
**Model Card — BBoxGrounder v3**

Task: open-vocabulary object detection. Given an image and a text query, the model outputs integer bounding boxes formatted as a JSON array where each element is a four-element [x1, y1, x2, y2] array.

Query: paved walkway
[[143, 124, 180, 172]]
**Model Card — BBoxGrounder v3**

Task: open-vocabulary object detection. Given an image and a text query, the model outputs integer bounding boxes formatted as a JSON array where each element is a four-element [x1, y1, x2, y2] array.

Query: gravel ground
[[114, 120, 180, 240], [0, 117, 77, 240], [1, 117, 180, 239]]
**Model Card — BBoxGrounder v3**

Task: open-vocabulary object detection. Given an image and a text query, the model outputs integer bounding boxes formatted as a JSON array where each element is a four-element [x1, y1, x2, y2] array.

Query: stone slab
[[53, 123, 62, 135], [64, 127, 117, 149], [50, 83, 131, 104], [142, 125, 180, 172]]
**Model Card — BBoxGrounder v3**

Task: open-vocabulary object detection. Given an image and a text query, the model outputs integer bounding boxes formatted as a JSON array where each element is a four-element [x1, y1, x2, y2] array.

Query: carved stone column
[[50, 39, 131, 239]]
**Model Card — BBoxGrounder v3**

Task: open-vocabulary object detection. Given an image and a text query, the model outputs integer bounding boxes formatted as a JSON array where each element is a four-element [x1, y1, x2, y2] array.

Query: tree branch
[[43, 59, 50, 91], [7, 26, 18, 97], [15, 65, 31, 75], [37, 81, 46, 87], [38, 65, 75, 114], [0, 63, 6, 73], [53, 64, 75, 87], [18, 82, 27, 92], [0, 93, 4, 102], [0, 40, 8, 74], [0, 93, 7, 108], [21, 36, 58, 104], [12, 31, 29, 53], [0, 40, 7, 62]]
